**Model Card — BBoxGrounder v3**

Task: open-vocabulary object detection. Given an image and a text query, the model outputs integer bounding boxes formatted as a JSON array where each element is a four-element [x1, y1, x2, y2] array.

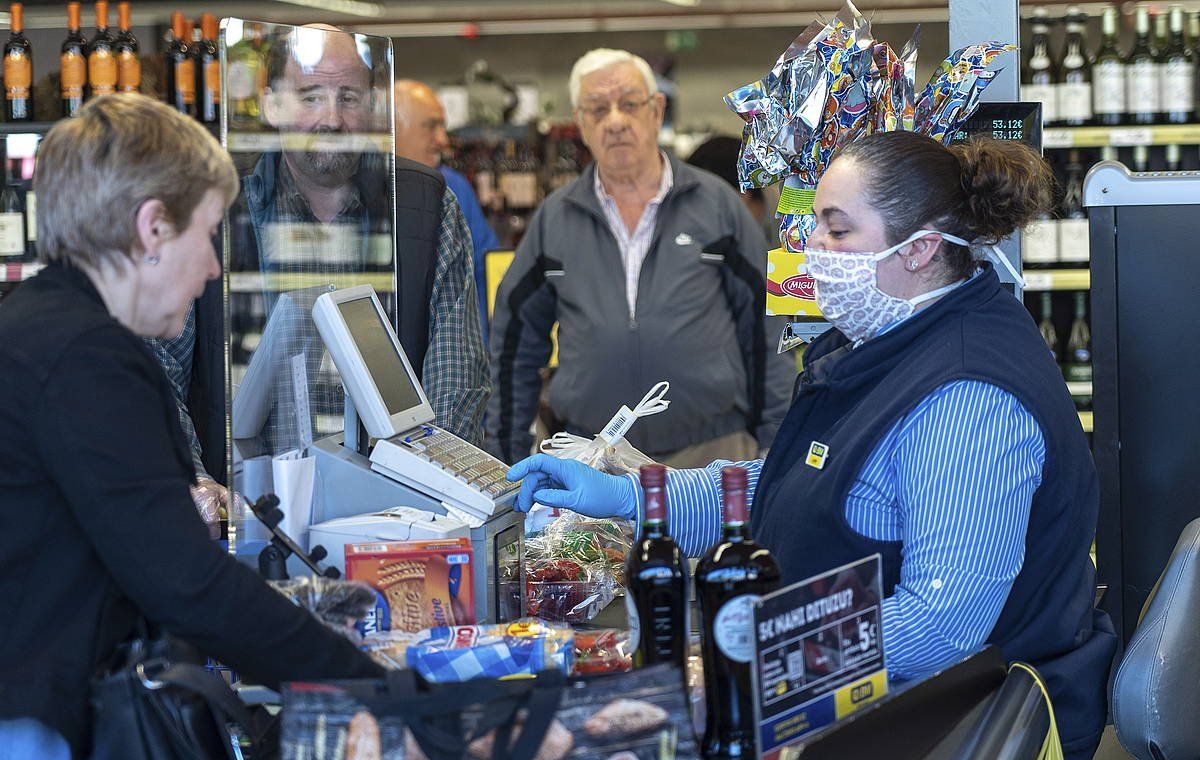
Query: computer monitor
[[311, 285, 434, 440]]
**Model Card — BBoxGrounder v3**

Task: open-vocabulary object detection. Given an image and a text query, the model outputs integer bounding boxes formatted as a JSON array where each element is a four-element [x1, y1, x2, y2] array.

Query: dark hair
[[686, 135, 763, 201], [837, 131, 1054, 281]]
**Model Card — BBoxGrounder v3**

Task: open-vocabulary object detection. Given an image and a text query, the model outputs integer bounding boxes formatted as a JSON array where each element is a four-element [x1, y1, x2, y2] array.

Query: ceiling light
[[274, 0, 384, 18]]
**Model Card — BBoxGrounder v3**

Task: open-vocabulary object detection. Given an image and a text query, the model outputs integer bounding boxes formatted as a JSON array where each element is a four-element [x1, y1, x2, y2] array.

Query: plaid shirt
[[148, 154, 489, 477]]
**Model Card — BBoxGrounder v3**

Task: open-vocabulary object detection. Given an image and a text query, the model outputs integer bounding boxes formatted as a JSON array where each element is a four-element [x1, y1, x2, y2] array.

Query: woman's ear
[[134, 199, 170, 260], [905, 234, 945, 268]]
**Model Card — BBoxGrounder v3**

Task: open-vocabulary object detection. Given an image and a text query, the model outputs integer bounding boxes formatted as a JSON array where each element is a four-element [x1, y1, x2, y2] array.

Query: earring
[[906, 259, 918, 271], [144, 255, 160, 265]]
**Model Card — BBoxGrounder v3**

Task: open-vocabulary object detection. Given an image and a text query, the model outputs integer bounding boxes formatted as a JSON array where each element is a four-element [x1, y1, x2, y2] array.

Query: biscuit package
[[345, 539, 475, 635]]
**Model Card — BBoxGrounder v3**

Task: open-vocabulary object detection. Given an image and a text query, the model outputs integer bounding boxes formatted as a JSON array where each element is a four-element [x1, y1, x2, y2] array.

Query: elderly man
[[148, 25, 489, 524], [488, 48, 792, 467], [394, 79, 499, 338]]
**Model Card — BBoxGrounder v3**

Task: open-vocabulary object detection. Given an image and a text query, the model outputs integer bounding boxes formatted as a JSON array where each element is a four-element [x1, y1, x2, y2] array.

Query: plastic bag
[[571, 629, 633, 676], [537, 381, 669, 477], [524, 514, 634, 623], [268, 576, 377, 644]]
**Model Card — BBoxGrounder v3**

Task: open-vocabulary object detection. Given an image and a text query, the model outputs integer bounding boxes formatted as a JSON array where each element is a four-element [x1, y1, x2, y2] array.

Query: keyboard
[[368, 425, 520, 524]]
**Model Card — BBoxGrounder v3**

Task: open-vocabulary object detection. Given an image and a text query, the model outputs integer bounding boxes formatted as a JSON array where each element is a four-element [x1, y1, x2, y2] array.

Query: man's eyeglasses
[[577, 96, 655, 125]]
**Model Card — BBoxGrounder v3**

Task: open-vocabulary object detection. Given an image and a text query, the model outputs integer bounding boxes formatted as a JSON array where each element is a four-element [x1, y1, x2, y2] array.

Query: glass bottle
[[1058, 150, 1089, 266], [3, 2, 33, 122], [86, 0, 117, 99], [1059, 7, 1093, 127], [197, 13, 220, 125], [1092, 7, 1125, 126], [1064, 292, 1092, 411], [1161, 6, 1195, 124], [163, 11, 194, 116], [1023, 8, 1060, 127], [1038, 292, 1060, 362], [114, 1, 139, 93], [61, 2, 87, 117], [1126, 7, 1161, 125]]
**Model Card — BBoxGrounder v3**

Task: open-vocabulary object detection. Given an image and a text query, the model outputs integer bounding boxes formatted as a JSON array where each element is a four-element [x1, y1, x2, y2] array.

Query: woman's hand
[[506, 454, 638, 521], [189, 477, 246, 539]]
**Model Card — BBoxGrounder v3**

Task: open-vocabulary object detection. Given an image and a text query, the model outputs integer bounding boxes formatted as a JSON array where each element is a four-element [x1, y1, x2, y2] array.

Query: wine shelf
[[1022, 268, 1090, 291], [1044, 124, 1200, 150]]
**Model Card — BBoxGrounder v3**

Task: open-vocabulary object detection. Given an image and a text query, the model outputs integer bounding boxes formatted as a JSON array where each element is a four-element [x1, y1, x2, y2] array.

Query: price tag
[[1023, 272, 1054, 291], [1109, 127, 1152, 147], [1042, 128, 1074, 149]]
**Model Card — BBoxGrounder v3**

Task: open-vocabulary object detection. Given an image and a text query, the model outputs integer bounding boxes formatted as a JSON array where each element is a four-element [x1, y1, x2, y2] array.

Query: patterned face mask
[[806, 229, 972, 343]]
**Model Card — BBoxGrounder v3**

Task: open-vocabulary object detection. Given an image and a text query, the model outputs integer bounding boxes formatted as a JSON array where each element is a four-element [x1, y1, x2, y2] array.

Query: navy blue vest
[[749, 267, 1116, 757]]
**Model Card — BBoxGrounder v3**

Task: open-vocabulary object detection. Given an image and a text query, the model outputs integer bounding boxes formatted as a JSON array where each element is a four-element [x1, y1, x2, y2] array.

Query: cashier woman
[[509, 130, 1117, 759], [0, 95, 383, 758]]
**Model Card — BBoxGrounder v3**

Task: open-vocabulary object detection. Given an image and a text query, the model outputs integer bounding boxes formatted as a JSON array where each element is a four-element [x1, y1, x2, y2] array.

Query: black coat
[[0, 262, 383, 757]]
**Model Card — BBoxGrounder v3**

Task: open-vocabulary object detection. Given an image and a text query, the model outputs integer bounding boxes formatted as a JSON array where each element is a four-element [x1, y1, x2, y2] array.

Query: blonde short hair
[[568, 48, 657, 109], [35, 93, 239, 268]]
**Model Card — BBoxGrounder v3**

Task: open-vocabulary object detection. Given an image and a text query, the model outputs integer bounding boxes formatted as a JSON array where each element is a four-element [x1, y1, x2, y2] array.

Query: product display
[[345, 538, 475, 634], [695, 466, 782, 759]]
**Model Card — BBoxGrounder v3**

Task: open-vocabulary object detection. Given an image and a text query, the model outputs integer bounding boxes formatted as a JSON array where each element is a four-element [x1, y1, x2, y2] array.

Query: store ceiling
[[12, 0, 1133, 33]]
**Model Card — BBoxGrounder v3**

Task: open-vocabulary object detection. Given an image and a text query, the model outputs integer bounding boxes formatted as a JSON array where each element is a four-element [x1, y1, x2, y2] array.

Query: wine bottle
[[1127, 8, 1161, 125], [1038, 292, 1059, 361], [626, 464, 689, 674], [1059, 7, 1093, 127], [163, 11, 194, 116], [226, 20, 265, 129], [1023, 205, 1059, 269], [1161, 6, 1195, 125], [4, 3, 33, 122], [1166, 143, 1182, 171], [696, 465, 781, 760], [0, 161, 24, 259], [61, 2, 87, 117], [1064, 292, 1092, 411], [1023, 8, 1060, 127], [86, 1, 117, 99], [1133, 144, 1150, 172], [1092, 7, 1125, 126], [114, 1, 139, 93], [1058, 150, 1089, 266], [197, 13, 219, 124]]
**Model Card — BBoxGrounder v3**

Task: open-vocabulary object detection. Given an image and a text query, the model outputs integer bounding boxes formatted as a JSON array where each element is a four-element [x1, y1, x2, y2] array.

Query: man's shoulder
[[395, 156, 447, 187]]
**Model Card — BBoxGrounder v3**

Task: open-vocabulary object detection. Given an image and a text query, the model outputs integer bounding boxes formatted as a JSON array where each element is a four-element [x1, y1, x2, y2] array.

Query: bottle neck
[[722, 520, 748, 541], [642, 519, 668, 539]]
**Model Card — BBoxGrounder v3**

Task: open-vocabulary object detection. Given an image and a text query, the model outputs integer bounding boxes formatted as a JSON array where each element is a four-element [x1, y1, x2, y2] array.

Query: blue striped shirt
[[627, 379, 1046, 681]]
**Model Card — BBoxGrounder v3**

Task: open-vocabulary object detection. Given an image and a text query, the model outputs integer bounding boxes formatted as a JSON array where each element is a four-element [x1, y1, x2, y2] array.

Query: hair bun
[[951, 137, 1054, 243]]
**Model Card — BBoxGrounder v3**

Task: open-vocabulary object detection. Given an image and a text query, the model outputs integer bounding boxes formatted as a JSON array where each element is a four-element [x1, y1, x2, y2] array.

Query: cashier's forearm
[[629, 459, 764, 556]]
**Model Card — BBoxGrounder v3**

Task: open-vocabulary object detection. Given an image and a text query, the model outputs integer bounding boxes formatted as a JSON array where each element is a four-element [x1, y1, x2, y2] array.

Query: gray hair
[[568, 48, 657, 108]]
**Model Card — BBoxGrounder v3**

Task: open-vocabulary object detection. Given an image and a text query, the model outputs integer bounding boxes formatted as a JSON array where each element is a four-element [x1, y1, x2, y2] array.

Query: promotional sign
[[752, 554, 887, 758], [766, 248, 822, 318]]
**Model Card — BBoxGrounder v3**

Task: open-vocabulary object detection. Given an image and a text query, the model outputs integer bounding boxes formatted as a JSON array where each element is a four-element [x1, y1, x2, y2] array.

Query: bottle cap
[[721, 466, 749, 523], [639, 463, 666, 489], [640, 464, 667, 522]]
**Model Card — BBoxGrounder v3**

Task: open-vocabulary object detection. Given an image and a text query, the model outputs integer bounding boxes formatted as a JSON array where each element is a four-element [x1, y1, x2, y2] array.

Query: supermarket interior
[[0, 1, 1197, 759]]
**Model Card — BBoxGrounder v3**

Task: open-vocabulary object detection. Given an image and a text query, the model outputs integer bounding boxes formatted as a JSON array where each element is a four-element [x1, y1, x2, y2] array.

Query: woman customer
[[508, 131, 1117, 759], [0, 94, 383, 759]]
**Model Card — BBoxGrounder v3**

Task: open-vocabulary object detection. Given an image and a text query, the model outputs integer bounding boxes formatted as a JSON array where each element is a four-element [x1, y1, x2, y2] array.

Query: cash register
[[307, 285, 524, 623]]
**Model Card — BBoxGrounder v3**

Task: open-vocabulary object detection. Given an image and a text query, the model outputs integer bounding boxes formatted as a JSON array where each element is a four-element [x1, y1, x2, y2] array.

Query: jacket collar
[[564, 150, 702, 220], [40, 260, 108, 312]]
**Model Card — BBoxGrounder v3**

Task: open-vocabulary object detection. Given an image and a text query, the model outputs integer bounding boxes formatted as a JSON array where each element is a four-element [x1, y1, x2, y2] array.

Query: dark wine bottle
[[61, 2, 87, 117], [1064, 292, 1092, 411], [1092, 7, 1125, 126], [1161, 6, 1195, 124], [197, 13, 219, 124], [1127, 7, 1161, 125], [696, 466, 781, 760], [86, 0, 117, 99], [1059, 7, 1092, 127], [1022, 8, 1060, 127], [1038, 292, 1059, 362], [163, 11, 194, 116], [114, 1, 139, 93], [626, 464, 689, 674], [3, 3, 33, 122], [0, 160, 25, 260]]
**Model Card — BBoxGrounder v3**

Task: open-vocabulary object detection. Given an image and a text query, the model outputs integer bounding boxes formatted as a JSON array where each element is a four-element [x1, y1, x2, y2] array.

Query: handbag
[[90, 622, 277, 760]]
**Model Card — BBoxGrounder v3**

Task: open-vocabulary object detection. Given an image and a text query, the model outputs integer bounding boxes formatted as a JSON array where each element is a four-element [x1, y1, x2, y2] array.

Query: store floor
[[1094, 726, 1132, 760]]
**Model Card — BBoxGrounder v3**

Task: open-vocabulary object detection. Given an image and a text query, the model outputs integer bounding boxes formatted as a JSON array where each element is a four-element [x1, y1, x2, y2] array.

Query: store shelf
[[0, 262, 42, 282], [228, 271, 394, 293], [1043, 124, 1200, 150], [0, 122, 54, 136], [224, 131, 391, 155], [1022, 269, 1089, 291], [1079, 411, 1093, 433]]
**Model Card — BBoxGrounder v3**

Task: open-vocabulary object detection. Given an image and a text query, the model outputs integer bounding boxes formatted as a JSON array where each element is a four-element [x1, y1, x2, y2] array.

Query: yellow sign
[[834, 670, 889, 720], [484, 248, 559, 368], [766, 248, 823, 318], [805, 441, 829, 470]]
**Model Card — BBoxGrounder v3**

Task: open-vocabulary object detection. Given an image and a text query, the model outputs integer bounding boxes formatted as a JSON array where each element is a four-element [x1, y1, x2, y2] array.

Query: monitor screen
[[337, 296, 423, 416]]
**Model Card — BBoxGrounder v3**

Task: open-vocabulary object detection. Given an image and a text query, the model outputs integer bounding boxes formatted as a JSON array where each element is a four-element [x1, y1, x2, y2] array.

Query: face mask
[[805, 229, 973, 343]]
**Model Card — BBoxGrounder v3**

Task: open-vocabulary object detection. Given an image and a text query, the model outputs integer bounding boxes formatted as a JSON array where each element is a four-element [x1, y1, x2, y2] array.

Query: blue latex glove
[[506, 454, 638, 520]]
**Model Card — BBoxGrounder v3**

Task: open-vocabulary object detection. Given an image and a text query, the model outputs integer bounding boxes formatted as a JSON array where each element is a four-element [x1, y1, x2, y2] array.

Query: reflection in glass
[[222, 21, 395, 534]]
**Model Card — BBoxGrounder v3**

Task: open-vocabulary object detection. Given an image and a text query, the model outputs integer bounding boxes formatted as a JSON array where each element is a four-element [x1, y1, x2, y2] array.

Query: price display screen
[[949, 101, 1042, 152], [751, 554, 888, 759]]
